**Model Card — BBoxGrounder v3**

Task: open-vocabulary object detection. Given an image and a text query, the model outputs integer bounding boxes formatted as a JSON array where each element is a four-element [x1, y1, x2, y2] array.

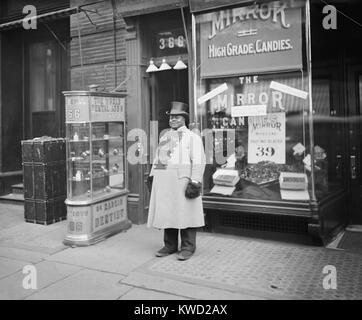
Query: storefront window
[[194, 0, 318, 202]]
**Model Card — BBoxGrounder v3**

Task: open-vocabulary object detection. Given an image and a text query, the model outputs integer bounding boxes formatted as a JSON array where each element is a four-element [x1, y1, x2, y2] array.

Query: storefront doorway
[[150, 68, 189, 135], [347, 65, 362, 224], [25, 39, 65, 139], [23, 19, 69, 140]]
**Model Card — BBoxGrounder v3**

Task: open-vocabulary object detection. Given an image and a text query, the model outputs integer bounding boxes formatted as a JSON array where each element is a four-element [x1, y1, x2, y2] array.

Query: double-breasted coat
[[147, 125, 206, 229]]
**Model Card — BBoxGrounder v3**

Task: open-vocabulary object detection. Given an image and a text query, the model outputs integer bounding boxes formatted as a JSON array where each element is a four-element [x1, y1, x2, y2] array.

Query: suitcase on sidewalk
[[22, 137, 66, 164], [23, 162, 66, 200], [24, 197, 66, 225], [22, 137, 67, 225]]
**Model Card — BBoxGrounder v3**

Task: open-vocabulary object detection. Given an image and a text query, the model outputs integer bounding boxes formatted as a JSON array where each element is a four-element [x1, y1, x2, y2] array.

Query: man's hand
[[185, 180, 202, 199]]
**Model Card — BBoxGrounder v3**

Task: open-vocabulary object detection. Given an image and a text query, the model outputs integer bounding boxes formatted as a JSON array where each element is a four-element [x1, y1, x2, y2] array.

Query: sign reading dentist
[[199, 1, 303, 77]]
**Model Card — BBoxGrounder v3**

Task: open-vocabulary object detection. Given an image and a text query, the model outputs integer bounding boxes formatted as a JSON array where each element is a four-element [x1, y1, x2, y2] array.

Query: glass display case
[[63, 90, 131, 246]]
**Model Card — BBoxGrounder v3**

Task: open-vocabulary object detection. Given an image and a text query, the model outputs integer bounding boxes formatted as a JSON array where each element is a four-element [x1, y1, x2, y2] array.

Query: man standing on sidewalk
[[147, 101, 206, 261]]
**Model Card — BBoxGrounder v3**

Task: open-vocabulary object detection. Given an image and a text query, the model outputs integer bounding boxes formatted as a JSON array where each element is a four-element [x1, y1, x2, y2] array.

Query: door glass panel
[[28, 41, 59, 137], [312, 79, 344, 199]]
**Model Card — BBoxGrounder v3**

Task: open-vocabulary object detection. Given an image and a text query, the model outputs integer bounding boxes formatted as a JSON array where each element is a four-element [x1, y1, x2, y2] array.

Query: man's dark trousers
[[164, 228, 197, 253]]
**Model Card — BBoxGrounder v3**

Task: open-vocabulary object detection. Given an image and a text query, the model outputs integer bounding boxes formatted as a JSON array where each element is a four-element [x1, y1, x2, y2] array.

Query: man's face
[[169, 115, 185, 129]]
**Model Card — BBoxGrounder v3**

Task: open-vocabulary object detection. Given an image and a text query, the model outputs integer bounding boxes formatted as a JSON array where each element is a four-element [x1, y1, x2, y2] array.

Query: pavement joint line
[[0, 244, 71, 268], [115, 285, 136, 300], [23, 267, 86, 300], [128, 269, 283, 300], [0, 260, 85, 299], [0, 266, 24, 282], [0, 242, 68, 255], [131, 253, 312, 300], [42, 256, 129, 277], [117, 281, 197, 300], [129, 258, 277, 300], [0, 253, 43, 265]]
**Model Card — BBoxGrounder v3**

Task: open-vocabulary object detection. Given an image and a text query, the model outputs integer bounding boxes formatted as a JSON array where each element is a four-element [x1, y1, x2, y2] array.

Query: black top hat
[[165, 101, 189, 117]]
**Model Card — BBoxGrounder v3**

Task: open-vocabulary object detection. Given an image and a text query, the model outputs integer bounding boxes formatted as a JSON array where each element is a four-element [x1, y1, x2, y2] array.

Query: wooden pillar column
[[124, 17, 150, 224]]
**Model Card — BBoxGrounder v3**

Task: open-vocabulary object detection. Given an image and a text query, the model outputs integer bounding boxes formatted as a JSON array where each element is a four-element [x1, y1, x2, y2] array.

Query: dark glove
[[185, 181, 202, 199], [146, 175, 153, 192]]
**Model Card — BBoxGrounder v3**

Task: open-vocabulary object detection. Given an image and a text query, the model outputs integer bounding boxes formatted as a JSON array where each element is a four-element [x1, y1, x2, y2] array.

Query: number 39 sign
[[248, 112, 286, 164]]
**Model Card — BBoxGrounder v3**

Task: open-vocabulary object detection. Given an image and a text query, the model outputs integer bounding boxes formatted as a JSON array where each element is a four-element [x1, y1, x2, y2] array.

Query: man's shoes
[[155, 247, 177, 257], [177, 250, 194, 261]]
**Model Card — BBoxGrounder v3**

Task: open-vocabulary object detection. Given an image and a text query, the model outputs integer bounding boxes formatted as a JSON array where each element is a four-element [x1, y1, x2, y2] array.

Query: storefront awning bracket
[[43, 21, 68, 52], [81, 9, 101, 15], [81, 9, 100, 29], [111, 74, 131, 93]]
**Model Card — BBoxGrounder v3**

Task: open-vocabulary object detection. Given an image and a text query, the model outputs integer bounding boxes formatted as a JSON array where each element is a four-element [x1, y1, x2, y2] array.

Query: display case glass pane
[[90, 122, 108, 197], [67, 123, 91, 201], [194, 0, 314, 202], [66, 120, 126, 201]]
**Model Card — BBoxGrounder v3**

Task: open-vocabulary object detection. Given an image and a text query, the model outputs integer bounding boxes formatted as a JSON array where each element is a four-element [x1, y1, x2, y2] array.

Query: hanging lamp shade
[[146, 59, 159, 73], [158, 58, 171, 71], [173, 57, 187, 70]]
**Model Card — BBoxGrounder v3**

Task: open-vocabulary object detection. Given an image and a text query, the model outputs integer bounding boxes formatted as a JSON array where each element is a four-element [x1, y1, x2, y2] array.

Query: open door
[[150, 68, 189, 134], [347, 65, 362, 224]]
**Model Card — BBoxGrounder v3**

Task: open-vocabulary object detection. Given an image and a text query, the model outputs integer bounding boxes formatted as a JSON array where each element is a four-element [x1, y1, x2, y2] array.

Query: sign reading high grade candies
[[248, 112, 286, 164], [199, 1, 302, 77]]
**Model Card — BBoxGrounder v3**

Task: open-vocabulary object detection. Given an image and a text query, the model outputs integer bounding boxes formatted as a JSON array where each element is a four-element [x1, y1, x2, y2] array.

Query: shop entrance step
[[11, 183, 24, 195], [0, 192, 24, 205]]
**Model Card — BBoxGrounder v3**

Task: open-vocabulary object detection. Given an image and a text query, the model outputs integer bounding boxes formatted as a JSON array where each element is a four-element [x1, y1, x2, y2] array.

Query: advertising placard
[[93, 195, 127, 232], [199, 1, 303, 77], [248, 112, 286, 164], [90, 96, 125, 122], [65, 96, 90, 123], [65, 95, 125, 123], [67, 206, 92, 234]]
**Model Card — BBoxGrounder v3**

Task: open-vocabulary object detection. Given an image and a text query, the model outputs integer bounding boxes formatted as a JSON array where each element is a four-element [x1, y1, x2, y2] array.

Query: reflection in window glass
[[201, 72, 310, 201], [29, 41, 58, 112]]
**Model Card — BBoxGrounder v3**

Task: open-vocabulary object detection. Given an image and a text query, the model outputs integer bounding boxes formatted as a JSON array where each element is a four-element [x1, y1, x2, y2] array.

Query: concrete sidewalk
[[0, 203, 361, 300]]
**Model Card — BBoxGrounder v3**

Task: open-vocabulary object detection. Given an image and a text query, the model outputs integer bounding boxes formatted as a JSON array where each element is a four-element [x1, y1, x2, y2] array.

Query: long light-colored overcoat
[[147, 126, 206, 229]]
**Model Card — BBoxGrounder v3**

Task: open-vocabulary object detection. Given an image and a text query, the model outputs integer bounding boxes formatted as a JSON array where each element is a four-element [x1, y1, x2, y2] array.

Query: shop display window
[[199, 71, 313, 201], [193, 0, 337, 202]]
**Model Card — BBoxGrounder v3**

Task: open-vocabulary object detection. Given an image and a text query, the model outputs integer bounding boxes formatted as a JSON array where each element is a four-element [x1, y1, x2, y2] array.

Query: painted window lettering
[[66, 108, 80, 121], [208, 3, 290, 39]]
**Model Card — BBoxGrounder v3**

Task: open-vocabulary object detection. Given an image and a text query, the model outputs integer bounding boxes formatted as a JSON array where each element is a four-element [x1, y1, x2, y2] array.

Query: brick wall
[[70, 0, 127, 91]]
